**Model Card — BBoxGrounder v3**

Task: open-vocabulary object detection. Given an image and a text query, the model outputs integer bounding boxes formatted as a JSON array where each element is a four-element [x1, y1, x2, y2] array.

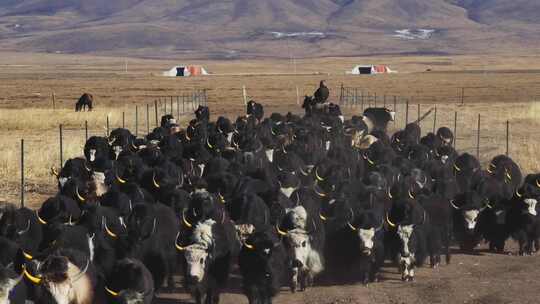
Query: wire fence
[[4, 86, 540, 207], [338, 85, 540, 171]]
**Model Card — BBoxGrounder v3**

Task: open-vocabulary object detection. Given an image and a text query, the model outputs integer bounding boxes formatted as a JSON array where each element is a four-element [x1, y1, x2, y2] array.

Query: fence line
[[338, 85, 520, 166], [13, 88, 530, 206]]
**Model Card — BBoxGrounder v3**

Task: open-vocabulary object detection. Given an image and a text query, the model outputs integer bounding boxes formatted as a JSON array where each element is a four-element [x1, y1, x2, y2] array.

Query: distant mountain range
[[0, 0, 539, 58]]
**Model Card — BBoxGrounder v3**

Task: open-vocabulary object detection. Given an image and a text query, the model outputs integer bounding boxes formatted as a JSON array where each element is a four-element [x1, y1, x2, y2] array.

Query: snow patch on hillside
[[270, 31, 327, 39], [393, 29, 435, 40]]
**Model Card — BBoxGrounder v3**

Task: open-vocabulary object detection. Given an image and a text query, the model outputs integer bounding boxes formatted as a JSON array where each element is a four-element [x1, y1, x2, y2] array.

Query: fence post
[[417, 104, 420, 122], [122, 112, 125, 129], [154, 100, 158, 127], [339, 84, 344, 104], [85, 120, 88, 141], [52, 92, 56, 110], [164, 98, 167, 114], [454, 111, 458, 149], [135, 106, 139, 137], [242, 85, 248, 105], [296, 86, 300, 105], [393, 96, 397, 111], [106, 116, 110, 136], [384, 94, 387, 108], [183, 95, 185, 113], [477, 114, 481, 159], [170, 96, 173, 115], [59, 124, 63, 168], [405, 100, 409, 126], [366, 92, 369, 107], [374, 92, 377, 107], [177, 96, 180, 118], [433, 107, 437, 133], [146, 103, 150, 134], [20, 139, 24, 208], [506, 120, 509, 156]]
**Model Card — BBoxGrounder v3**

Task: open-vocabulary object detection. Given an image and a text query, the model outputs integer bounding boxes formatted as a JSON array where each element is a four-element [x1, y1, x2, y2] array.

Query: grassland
[[1, 51, 540, 207]]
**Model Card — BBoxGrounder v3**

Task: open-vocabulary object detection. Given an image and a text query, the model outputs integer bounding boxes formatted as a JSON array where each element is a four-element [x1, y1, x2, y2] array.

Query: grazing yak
[[76, 93, 94, 112]]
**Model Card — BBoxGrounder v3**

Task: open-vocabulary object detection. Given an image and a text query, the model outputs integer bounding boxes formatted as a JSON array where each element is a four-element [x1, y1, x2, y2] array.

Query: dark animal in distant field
[[314, 80, 329, 104], [76, 93, 94, 112]]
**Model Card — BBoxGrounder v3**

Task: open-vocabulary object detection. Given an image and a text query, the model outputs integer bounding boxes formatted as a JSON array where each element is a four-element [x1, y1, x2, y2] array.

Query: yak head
[[180, 219, 215, 285]]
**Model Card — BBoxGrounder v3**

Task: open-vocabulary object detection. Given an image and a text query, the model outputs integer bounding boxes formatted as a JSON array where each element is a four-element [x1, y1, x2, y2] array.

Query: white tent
[[348, 65, 396, 75], [162, 65, 209, 77]]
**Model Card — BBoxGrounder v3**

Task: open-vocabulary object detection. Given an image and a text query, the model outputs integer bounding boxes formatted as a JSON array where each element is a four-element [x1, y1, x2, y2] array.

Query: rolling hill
[[0, 0, 538, 58]]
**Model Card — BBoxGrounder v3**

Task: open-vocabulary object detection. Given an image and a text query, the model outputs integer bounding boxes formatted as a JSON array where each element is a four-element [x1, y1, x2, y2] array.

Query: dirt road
[[154, 241, 539, 304]]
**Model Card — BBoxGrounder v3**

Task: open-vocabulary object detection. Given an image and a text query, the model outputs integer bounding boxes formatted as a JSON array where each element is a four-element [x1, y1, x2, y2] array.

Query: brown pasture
[[1, 52, 540, 304], [1, 52, 539, 206]]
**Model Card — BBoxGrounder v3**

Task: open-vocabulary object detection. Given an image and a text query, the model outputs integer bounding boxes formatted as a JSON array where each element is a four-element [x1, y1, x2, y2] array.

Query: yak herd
[[0, 91, 539, 304]]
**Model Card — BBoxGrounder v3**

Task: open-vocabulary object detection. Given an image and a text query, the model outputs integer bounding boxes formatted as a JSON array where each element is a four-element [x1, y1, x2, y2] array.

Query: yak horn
[[536, 179, 540, 188], [23, 266, 42, 284], [207, 138, 214, 149], [105, 286, 119, 297], [453, 164, 461, 172], [366, 155, 375, 166], [347, 222, 357, 231], [450, 200, 460, 210], [315, 167, 325, 182], [505, 170, 512, 181], [18, 220, 31, 235], [319, 212, 327, 221], [244, 241, 255, 250], [408, 190, 415, 199], [388, 188, 393, 199], [50, 167, 59, 177], [103, 217, 118, 239], [175, 232, 186, 251], [218, 192, 226, 204], [386, 213, 396, 228], [152, 172, 160, 188], [515, 189, 523, 198], [36, 210, 47, 225], [22, 251, 33, 260], [84, 162, 92, 172], [75, 186, 85, 202], [116, 171, 126, 184], [276, 225, 287, 236], [182, 210, 193, 228], [313, 183, 327, 198]]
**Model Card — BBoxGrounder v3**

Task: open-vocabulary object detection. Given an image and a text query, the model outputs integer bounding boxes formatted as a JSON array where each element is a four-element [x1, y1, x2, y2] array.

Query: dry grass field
[[1, 51, 540, 304], [1, 51, 540, 207]]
